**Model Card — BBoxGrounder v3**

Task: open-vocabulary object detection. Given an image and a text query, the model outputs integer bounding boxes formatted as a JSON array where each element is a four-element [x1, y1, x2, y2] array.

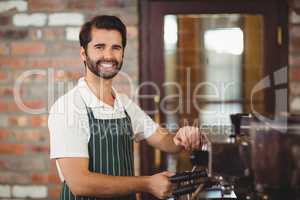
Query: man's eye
[[95, 45, 105, 50], [113, 46, 122, 50]]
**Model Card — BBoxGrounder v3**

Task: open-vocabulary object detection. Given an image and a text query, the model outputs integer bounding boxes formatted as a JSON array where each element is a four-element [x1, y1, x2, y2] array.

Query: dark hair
[[79, 15, 127, 51]]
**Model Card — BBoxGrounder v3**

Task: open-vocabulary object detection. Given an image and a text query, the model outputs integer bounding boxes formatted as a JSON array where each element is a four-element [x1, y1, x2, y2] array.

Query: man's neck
[[84, 72, 115, 106]]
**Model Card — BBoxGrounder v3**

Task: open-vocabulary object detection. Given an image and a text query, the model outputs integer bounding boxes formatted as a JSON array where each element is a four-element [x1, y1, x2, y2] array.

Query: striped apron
[[60, 106, 136, 200]]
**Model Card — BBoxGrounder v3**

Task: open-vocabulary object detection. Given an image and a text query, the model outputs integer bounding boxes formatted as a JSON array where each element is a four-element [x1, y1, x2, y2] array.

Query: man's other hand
[[147, 171, 174, 199]]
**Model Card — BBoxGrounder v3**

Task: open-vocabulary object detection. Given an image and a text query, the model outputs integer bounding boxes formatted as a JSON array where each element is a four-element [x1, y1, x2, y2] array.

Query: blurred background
[[0, 0, 299, 199], [0, 0, 138, 199]]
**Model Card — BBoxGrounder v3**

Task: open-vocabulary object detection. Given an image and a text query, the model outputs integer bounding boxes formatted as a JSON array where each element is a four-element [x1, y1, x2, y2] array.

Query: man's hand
[[147, 171, 174, 199], [173, 126, 206, 151]]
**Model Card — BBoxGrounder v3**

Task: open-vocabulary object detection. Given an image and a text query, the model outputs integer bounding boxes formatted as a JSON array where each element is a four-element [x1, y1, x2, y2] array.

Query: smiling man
[[48, 15, 205, 200]]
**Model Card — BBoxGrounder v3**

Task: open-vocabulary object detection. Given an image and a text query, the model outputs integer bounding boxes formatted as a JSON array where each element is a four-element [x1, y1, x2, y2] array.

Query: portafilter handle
[[169, 170, 208, 183]]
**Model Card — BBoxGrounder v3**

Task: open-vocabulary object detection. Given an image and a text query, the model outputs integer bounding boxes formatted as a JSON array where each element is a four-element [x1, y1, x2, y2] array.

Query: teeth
[[101, 62, 113, 68]]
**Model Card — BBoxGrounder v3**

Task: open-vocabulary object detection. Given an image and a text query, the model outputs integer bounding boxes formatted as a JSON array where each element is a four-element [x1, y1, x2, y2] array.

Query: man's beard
[[85, 54, 123, 80]]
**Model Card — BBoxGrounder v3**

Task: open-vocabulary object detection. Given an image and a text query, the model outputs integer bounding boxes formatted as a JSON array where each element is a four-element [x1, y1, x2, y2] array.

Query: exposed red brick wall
[[0, 0, 138, 199]]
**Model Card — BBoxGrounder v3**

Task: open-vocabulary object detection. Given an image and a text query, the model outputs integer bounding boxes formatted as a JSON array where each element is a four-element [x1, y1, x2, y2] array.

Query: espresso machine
[[169, 114, 300, 200]]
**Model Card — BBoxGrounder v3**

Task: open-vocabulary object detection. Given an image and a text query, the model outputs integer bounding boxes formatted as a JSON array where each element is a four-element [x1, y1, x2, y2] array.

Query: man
[[48, 15, 205, 200]]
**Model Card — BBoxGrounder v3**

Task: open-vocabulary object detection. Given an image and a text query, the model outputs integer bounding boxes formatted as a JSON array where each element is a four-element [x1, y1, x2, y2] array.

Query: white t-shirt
[[48, 77, 159, 181]]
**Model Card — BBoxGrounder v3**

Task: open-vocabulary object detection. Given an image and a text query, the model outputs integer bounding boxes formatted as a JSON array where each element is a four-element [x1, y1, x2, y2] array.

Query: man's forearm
[[155, 128, 183, 153], [73, 172, 150, 197]]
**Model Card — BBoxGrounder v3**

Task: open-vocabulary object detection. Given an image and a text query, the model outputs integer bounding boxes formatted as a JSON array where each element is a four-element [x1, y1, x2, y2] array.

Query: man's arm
[[146, 127, 182, 153], [146, 126, 204, 153], [58, 157, 174, 199]]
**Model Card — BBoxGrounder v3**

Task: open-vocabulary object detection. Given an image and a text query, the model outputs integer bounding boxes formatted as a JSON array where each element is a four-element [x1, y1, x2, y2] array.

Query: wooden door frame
[[138, 0, 289, 183]]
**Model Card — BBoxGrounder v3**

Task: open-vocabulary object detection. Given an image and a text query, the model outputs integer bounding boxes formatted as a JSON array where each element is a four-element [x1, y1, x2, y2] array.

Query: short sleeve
[[120, 95, 159, 142], [48, 99, 90, 159]]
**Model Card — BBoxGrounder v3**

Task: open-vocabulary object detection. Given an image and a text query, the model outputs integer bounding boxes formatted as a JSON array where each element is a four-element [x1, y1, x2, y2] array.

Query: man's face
[[83, 28, 124, 79]]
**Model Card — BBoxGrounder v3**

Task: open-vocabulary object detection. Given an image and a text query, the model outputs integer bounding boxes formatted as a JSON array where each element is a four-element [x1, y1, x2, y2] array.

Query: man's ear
[[80, 47, 87, 62]]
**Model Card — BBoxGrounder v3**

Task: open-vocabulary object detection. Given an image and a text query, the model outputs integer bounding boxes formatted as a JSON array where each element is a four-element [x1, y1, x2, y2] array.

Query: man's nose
[[103, 48, 113, 60]]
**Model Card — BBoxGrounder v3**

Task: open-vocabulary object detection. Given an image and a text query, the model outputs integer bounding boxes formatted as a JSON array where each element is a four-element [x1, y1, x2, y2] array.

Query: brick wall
[[0, 0, 138, 199], [1, 0, 300, 200]]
